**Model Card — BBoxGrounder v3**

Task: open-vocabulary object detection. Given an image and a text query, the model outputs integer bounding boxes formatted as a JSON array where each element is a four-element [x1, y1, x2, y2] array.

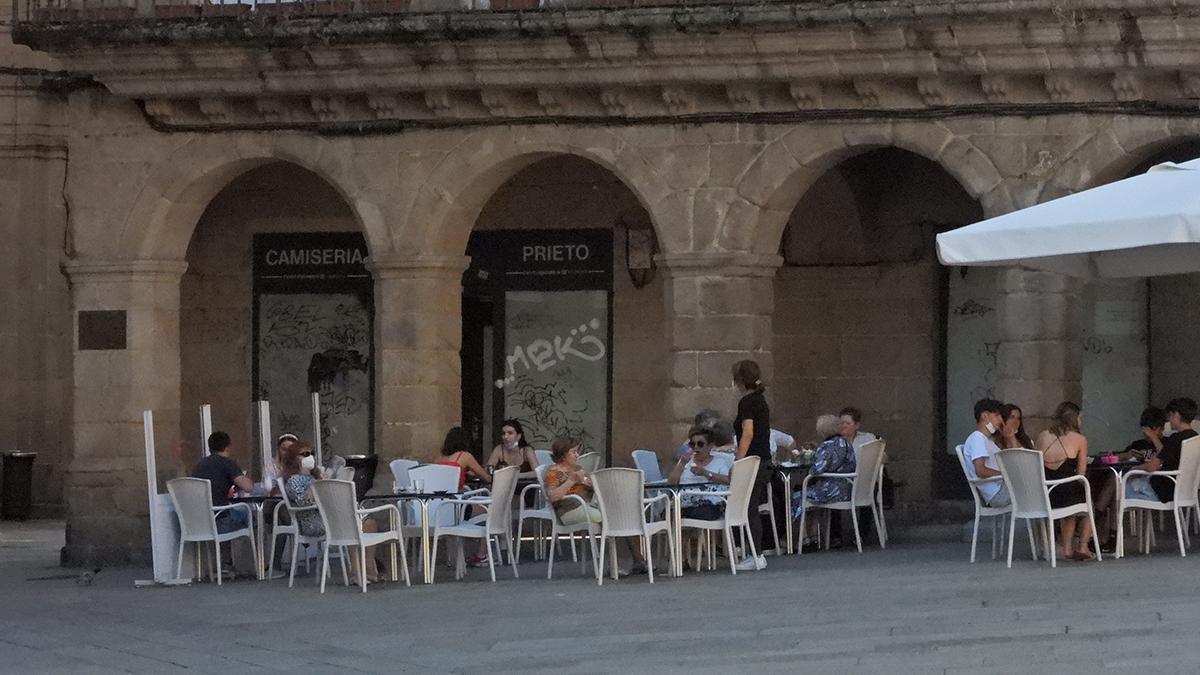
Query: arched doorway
[[460, 155, 666, 465], [180, 162, 370, 473], [771, 147, 983, 502]]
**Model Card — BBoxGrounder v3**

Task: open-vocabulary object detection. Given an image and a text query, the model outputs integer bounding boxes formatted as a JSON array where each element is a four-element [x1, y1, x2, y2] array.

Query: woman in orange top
[[435, 427, 491, 491]]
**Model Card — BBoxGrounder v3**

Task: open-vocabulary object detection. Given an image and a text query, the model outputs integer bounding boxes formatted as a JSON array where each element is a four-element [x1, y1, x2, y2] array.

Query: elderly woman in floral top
[[791, 414, 857, 521]]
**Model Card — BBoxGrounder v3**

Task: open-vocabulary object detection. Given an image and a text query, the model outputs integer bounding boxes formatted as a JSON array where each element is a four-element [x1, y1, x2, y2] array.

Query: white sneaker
[[755, 554, 767, 570], [735, 555, 759, 571]]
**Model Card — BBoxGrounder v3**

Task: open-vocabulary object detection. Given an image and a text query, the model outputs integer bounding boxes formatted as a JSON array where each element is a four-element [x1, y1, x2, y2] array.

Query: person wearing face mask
[[485, 419, 540, 479], [281, 441, 383, 582], [962, 398, 1010, 507]]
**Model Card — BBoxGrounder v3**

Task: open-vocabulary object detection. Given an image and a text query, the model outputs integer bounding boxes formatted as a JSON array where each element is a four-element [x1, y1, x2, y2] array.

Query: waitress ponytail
[[731, 359, 765, 393]]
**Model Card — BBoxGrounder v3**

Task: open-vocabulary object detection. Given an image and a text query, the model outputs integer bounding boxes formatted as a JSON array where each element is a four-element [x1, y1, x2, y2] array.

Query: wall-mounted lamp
[[621, 218, 658, 289]]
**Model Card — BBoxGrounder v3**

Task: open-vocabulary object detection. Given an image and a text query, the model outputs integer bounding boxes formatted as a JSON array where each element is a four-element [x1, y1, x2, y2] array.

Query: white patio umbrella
[[936, 158, 1200, 279]]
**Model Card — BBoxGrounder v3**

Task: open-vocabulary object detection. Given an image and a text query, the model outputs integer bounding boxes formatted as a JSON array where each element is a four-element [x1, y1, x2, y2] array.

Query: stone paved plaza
[[3, 519, 1199, 674]]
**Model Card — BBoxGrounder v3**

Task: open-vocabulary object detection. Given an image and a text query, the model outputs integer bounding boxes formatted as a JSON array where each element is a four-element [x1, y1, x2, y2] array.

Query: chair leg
[[176, 539, 186, 581], [569, 532, 578, 562], [430, 534, 441, 584], [850, 506, 863, 553], [508, 533, 520, 579], [268, 532, 278, 581], [359, 546, 368, 593], [609, 538, 619, 581], [213, 540, 223, 587], [339, 546, 350, 586], [1174, 508, 1187, 558], [872, 504, 886, 550], [1026, 519, 1038, 560], [320, 543, 329, 594], [245, 532, 259, 584], [1048, 518, 1057, 569], [1006, 514, 1017, 569], [724, 526, 736, 575], [596, 537, 606, 586], [546, 531, 557, 580], [797, 507, 808, 557], [288, 537, 300, 588], [645, 534, 655, 584], [515, 518, 526, 565], [486, 537, 497, 583]]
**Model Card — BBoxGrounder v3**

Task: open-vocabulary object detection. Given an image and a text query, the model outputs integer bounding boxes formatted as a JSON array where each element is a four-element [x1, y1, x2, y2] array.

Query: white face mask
[[301, 455, 316, 471], [505, 440, 519, 450], [984, 421, 997, 435]]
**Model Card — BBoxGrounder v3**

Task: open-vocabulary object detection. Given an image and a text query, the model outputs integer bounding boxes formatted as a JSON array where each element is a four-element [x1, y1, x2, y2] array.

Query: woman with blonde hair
[[1034, 402, 1094, 561]]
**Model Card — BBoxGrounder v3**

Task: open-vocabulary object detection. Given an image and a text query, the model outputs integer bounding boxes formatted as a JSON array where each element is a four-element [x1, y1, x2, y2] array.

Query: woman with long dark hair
[[485, 419, 540, 479], [732, 359, 771, 571], [995, 403, 1033, 449]]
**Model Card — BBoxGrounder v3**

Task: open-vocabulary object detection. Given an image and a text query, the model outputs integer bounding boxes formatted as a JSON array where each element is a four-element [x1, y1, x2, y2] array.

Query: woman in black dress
[[732, 359, 772, 571], [1034, 402, 1094, 561]]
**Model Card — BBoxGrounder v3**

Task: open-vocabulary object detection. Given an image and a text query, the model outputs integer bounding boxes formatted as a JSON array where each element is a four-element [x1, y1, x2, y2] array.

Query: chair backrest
[[167, 477, 217, 540], [534, 449, 553, 468], [726, 455, 760, 527], [577, 452, 602, 473], [851, 439, 886, 506], [1173, 436, 1200, 504], [389, 458, 419, 488], [954, 445, 987, 508], [592, 467, 647, 537], [334, 466, 355, 481], [411, 463, 463, 526], [275, 477, 296, 509], [631, 449, 664, 482], [310, 479, 362, 547], [484, 466, 520, 533], [994, 448, 1051, 518]]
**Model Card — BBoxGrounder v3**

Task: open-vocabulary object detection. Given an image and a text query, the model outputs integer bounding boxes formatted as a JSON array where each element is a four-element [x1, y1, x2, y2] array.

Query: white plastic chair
[[430, 466, 521, 582], [167, 477, 258, 586], [269, 477, 328, 587], [310, 479, 407, 592], [539, 464, 600, 579], [1116, 437, 1200, 558], [954, 444, 1014, 562], [516, 464, 554, 563], [679, 456, 759, 575], [578, 452, 602, 473], [534, 449, 553, 468], [591, 467, 676, 585], [797, 439, 888, 554], [389, 458, 419, 490], [632, 449, 665, 483], [995, 448, 1101, 568]]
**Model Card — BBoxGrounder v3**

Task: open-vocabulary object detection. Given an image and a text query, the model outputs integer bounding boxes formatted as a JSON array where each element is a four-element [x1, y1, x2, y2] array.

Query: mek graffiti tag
[[495, 318, 606, 389]]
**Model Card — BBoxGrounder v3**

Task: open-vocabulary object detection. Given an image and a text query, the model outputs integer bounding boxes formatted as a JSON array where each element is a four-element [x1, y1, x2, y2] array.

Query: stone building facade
[[4, 0, 1200, 564]]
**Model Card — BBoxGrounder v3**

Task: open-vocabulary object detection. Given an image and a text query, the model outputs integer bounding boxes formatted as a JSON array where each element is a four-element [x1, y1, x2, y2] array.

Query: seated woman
[[545, 435, 648, 575], [485, 419, 540, 480], [791, 414, 856, 545], [995, 403, 1033, 449], [1034, 402, 1094, 561], [668, 425, 733, 521], [281, 441, 382, 582], [436, 427, 492, 491]]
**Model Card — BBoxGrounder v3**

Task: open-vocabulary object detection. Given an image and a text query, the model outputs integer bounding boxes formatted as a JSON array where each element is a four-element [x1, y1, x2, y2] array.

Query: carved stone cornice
[[17, 1, 1200, 130]]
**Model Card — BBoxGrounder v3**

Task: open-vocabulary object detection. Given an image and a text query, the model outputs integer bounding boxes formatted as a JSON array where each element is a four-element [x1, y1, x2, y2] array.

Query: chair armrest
[[270, 499, 287, 526], [462, 488, 489, 498], [518, 483, 541, 500], [970, 475, 1004, 485], [678, 490, 731, 499], [1122, 469, 1178, 482], [550, 494, 590, 525], [358, 503, 401, 517], [213, 503, 254, 515], [1044, 475, 1088, 487], [642, 493, 670, 507], [428, 498, 490, 522], [820, 472, 858, 478]]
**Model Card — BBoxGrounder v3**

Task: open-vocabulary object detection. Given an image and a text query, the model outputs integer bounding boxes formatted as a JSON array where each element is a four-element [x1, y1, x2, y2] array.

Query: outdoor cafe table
[[359, 490, 485, 584], [229, 494, 277, 580], [775, 461, 813, 555]]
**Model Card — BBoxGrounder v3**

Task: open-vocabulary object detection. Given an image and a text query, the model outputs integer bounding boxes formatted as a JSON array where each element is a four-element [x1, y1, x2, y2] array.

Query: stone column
[[62, 259, 187, 566], [658, 252, 782, 442], [369, 256, 469, 486], [994, 269, 1083, 431]]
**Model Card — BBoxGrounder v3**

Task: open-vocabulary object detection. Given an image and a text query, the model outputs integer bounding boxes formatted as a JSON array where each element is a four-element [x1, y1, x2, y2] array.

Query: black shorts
[[680, 503, 723, 521]]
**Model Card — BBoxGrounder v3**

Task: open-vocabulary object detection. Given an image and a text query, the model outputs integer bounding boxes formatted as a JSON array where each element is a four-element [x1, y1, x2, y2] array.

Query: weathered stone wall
[[0, 9, 71, 516], [1150, 274, 1200, 405]]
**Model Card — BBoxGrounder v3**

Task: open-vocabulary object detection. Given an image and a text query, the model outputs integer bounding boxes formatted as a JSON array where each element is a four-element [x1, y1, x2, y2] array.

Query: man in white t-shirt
[[963, 398, 1010, 507], [839, 407, 878, 450]]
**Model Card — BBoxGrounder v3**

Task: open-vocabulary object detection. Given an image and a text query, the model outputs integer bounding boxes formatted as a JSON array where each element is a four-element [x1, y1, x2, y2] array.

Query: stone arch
[[397, 127, 676, 258], [114, 135, 391, 263], [736, 122, 1004, 255]]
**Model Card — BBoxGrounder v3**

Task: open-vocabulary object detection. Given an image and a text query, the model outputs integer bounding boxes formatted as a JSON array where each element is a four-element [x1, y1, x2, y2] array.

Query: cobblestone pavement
[[2, 519, 1198, 674]]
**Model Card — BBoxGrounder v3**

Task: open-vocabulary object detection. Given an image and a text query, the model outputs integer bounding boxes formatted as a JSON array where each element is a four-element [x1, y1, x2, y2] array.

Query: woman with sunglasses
[[281, 441, 382, 582], [668, 426, 733, 520]]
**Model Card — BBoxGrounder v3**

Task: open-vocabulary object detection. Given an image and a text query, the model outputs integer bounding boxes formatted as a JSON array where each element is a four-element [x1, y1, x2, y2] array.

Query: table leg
[[783, 472, 794, 555], [421, 501, 432, 584], [255, 505, 265, 581]]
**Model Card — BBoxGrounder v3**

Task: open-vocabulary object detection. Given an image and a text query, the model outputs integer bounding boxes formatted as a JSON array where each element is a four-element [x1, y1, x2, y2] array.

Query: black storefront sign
[[253, 232, 370, 285], [466, 229, 613, 293]]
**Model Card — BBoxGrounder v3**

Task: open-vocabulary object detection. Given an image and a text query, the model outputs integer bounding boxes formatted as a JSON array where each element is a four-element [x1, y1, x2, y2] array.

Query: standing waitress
[[732, 359, 771, 571]]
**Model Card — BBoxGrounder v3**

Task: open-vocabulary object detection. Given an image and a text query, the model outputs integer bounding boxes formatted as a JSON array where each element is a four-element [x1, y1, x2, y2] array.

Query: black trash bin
[[2, 452, 37, 520], [342, 454, 378, 498]]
